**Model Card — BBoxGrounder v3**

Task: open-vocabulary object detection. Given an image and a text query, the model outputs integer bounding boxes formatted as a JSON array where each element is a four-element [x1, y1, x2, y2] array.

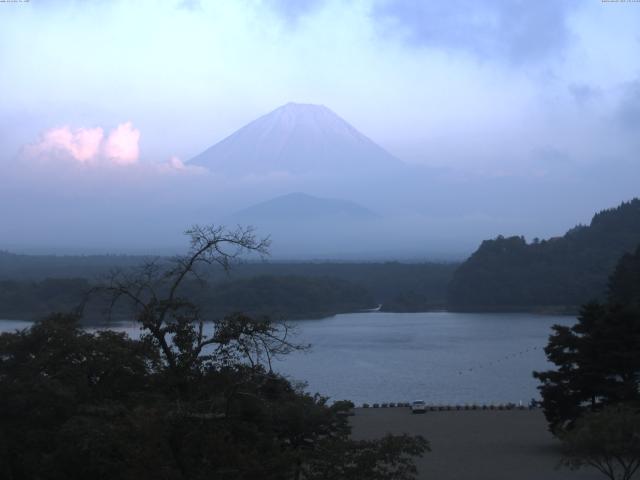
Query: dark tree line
[[534, 244, 640, 479], [0, 250, 457, 315], [0, 225, 428, 480], [448, 199, 640, 311], [194, 275, 374, 320], [0, 276, 373, 323], [534, 244, 640, 432], [0, 278, 90, 319]]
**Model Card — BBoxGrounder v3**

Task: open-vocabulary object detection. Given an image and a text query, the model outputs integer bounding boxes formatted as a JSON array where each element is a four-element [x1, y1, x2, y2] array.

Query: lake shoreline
[[1, 312, 573, 405], [0, 305, 579, 325]]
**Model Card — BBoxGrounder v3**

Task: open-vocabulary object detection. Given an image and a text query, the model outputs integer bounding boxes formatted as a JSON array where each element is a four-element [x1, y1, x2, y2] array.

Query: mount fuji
[[189, 103, 402, 176]]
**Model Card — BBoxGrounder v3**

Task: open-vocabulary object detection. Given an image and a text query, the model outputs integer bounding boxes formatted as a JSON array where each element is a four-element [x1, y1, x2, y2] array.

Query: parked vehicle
[[411, 400, 427, 414]]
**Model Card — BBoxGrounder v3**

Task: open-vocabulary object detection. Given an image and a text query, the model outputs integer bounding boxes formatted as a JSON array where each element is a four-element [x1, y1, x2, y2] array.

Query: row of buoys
[[360, 403, 536, 410], [456, 346, 542, 375]]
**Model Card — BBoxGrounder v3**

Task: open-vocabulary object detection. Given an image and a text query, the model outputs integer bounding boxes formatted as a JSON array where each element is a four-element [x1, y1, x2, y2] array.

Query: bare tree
[[89, 225, 303, 374]]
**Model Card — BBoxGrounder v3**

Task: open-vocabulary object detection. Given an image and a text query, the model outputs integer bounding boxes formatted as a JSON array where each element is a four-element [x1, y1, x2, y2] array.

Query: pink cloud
[[23, 124, 203, 175], [102, 122, 140, 165], [26, 122, 140, 165], [28, 126, 104, 162]]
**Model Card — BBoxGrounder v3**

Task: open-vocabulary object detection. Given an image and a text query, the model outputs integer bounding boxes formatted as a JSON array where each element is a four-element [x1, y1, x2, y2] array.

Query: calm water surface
[[0, 312, 573, 405]]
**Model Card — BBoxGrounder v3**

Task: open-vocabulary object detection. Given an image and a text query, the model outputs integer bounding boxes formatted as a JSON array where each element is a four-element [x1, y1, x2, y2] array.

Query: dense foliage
[[0, 278, 89, 319], [534, 245, 640, 433], [195, 275, 374, 319], [0, 254, 456, 320], [560, 404, 640, 480], [0, 315, 428, 479], [219, 262, 456, 311], [0, 275, 373, 322], [448, 199, 640, 311], [0, 250, 148, 280], [0, 225, 429, 479]]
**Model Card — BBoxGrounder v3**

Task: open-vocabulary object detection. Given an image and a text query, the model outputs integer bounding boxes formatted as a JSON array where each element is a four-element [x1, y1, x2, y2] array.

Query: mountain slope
[[447, 199, 640, 311], [231, 192, 378, 223], [189, 103, 400, 176]]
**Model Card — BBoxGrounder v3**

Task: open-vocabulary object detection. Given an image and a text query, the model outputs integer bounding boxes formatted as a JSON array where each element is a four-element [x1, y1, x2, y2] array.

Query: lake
[[0, 312, 573, 405]]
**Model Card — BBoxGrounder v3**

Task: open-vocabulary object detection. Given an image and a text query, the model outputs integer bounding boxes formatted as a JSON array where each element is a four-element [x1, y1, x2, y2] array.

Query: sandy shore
[[350, 408, 603, 480]]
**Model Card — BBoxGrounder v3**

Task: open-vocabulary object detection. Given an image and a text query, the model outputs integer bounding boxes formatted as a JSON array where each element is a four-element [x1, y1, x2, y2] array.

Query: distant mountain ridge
[[189, 103, 401, 176], [231, 192, 378, 223], [447, 199, 640, 311]]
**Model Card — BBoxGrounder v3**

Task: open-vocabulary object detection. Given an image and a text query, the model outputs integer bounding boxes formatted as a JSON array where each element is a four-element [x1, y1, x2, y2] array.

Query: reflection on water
[[0, 311, 574, 405]]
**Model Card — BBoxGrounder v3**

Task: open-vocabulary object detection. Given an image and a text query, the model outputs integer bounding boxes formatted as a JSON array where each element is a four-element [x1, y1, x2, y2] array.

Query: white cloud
[[102, 121, 140, 165]]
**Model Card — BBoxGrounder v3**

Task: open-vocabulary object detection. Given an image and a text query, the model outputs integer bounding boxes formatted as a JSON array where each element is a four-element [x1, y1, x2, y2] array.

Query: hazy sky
[[2, 0, 638, 169], [1, 0, 639, 256]]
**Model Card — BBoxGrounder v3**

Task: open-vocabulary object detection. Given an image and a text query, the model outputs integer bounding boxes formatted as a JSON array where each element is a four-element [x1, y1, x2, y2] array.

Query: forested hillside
[[448, 199, 640, 311], [194, 275, 375, 320], [0, 251, 147, 279], [0, 275, 374, 322], [0, 278, 90, 319], [0, 254, 456, 320]]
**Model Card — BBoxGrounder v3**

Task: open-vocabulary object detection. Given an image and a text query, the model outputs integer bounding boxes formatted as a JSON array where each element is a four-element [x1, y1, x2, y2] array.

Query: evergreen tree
[[534, 245, 640, 432], [449, 199, 640, 310]]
